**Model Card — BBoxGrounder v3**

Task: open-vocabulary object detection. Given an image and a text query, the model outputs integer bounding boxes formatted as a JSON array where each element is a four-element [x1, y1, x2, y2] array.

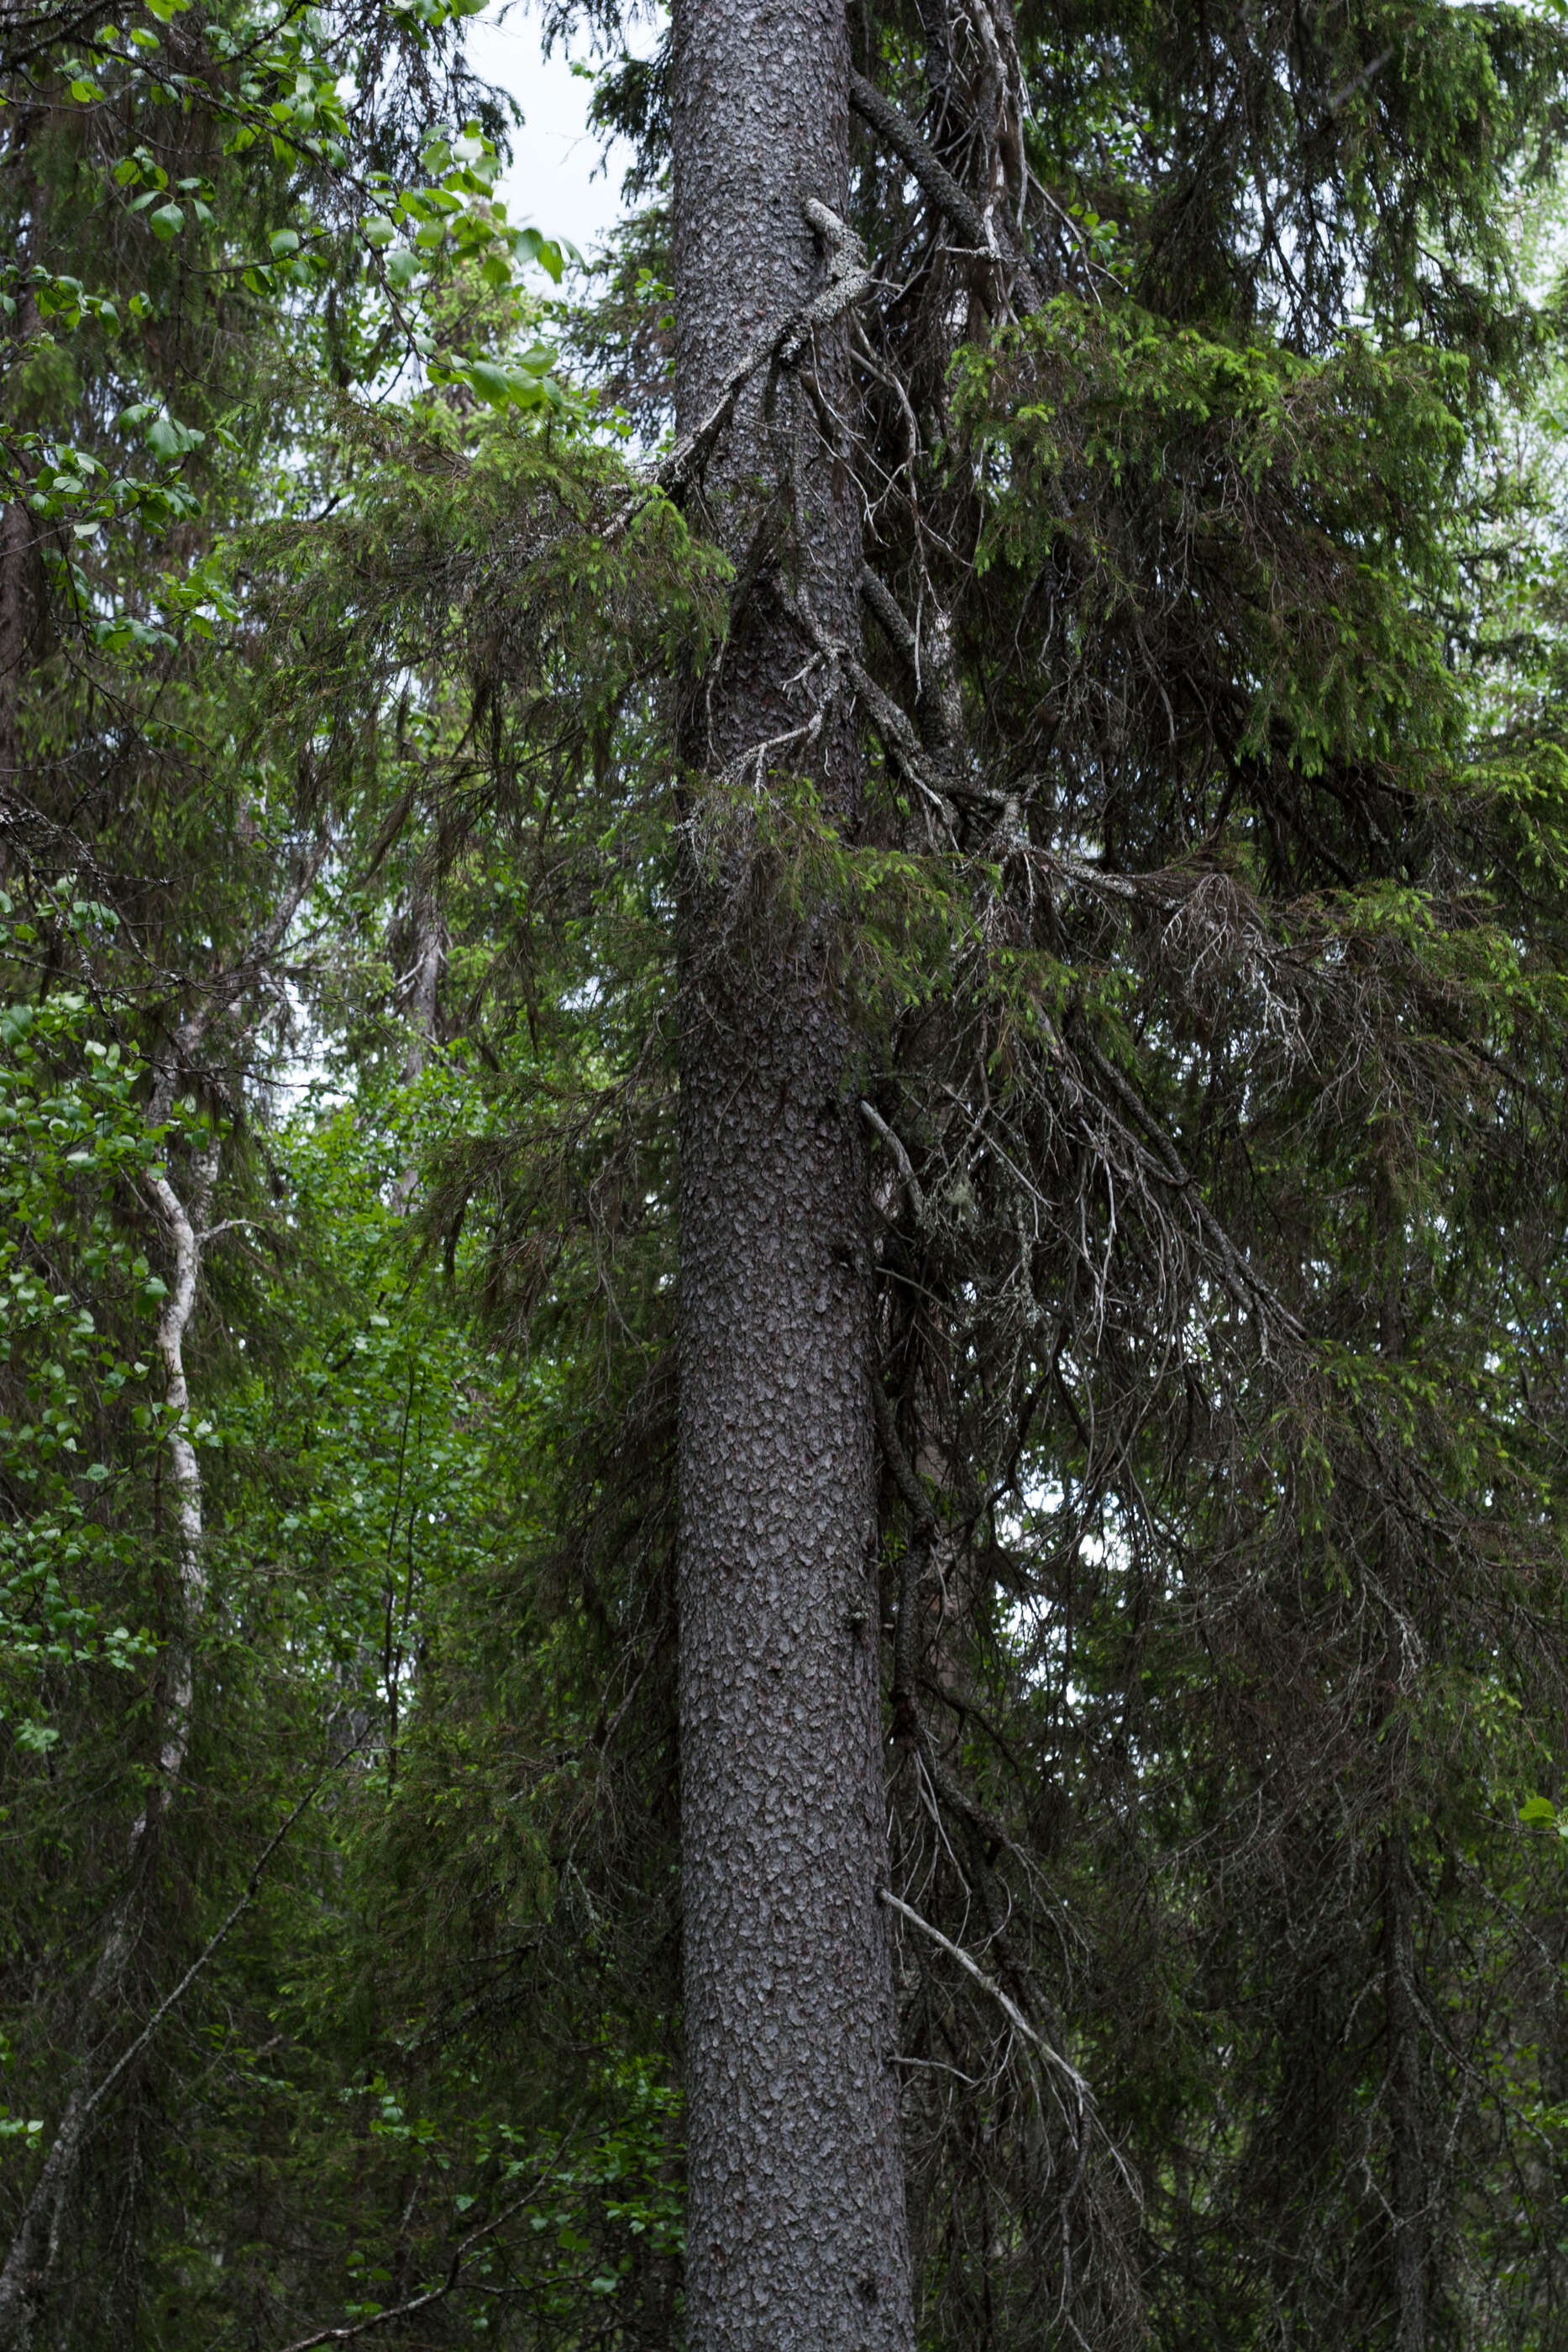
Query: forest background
[[3, 0, 1568, 2345]]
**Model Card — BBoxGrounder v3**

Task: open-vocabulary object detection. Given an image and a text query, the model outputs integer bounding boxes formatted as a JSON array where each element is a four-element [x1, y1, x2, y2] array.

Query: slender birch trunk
[[391, 881, 443, 1215], [0, 848, 323, 2346], [0, 1141, 218, 2349], [670, 3, 915, 2344], [0, 499, 29, 823]]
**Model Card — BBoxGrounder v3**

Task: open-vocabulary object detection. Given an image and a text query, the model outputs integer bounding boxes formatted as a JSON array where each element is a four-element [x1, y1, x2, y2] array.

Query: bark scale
[[671, 2, 915, 2345]]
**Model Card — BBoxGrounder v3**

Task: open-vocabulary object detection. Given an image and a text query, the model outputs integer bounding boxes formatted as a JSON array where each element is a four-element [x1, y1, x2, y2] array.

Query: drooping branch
[[771, 575, 969, 834], [874, 1358, 1084, 2086], [880, 1891, 1090, 2100], [146, 828, 330, 1128], [860, 1097, 928, 1226], [859, 563, 922, 677]]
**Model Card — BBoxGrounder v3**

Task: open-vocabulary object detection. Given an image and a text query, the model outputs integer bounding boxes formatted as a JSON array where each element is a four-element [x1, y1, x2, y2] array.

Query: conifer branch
[[848, 67, 1046, 308], [880, 1891, 1090, 2098]]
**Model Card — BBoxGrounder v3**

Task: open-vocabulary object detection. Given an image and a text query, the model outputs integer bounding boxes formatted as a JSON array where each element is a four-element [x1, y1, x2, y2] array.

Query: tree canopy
[[3, 0, 1567, 2345]]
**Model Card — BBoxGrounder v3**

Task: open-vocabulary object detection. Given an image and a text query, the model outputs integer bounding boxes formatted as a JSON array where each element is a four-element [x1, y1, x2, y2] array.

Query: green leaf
[[1519, 1795, 1559, 1825], [149, 202, 185, 240], [362, 215, 396, 249], [269, 228, 301, 257], [517, 226, 564, 284], [145, 415, 203, 460], [467, 360, 511, 407]]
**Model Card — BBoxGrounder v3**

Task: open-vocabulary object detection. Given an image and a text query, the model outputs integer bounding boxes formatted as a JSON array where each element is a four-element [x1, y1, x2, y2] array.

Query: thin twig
[[881, 1889, 1093, 2100], [64, 1747, 357, 2151], [275, 2134, 575, 2352]]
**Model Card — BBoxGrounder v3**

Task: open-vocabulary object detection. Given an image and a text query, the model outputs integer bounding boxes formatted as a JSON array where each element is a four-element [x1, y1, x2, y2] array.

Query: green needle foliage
[[3, 0, 1568, 2344]]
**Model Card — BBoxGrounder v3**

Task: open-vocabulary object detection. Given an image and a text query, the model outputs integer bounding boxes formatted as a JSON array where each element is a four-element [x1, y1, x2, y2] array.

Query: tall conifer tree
[[5, 0, 1568, 2344], [669, 0, 915, 2340]]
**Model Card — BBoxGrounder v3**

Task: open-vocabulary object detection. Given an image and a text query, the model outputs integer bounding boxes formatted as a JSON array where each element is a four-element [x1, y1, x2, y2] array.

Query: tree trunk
[[1383, 1830, 1426, 2352], [670, 1, 915, 2345], [0, 499, 29, 809], [0, 1141, 218, 2350], [1, 250, 41, 862], [0, 846, 321, 2347], [1377, 1173, 1425, 2352], [391, 879, 443, 1214]]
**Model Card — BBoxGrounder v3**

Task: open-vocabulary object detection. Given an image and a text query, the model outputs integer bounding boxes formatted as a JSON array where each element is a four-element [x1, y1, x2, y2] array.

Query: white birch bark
[[0, 843, 324, 2346], [391, 883, 443, 1215], [0, 1142, 218, 2349]]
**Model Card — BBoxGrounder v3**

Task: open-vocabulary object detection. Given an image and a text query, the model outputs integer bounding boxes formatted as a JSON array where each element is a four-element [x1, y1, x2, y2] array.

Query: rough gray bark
[[670, 0, 915, 2344]]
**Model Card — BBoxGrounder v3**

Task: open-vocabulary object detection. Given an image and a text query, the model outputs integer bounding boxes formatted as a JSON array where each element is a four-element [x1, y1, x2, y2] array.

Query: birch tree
[[5, 0, 1568, 2344]]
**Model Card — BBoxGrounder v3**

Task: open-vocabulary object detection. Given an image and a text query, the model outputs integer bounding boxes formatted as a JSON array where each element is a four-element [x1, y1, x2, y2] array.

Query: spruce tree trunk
[[1377, 1203, 1425, 2352], [1383, 1830, 1426, 2352], [671, 1, 915, 2344]]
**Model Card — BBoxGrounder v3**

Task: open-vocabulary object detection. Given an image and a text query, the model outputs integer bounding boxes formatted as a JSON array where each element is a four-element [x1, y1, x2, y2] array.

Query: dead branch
[[848, 67, 1045, 308]]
